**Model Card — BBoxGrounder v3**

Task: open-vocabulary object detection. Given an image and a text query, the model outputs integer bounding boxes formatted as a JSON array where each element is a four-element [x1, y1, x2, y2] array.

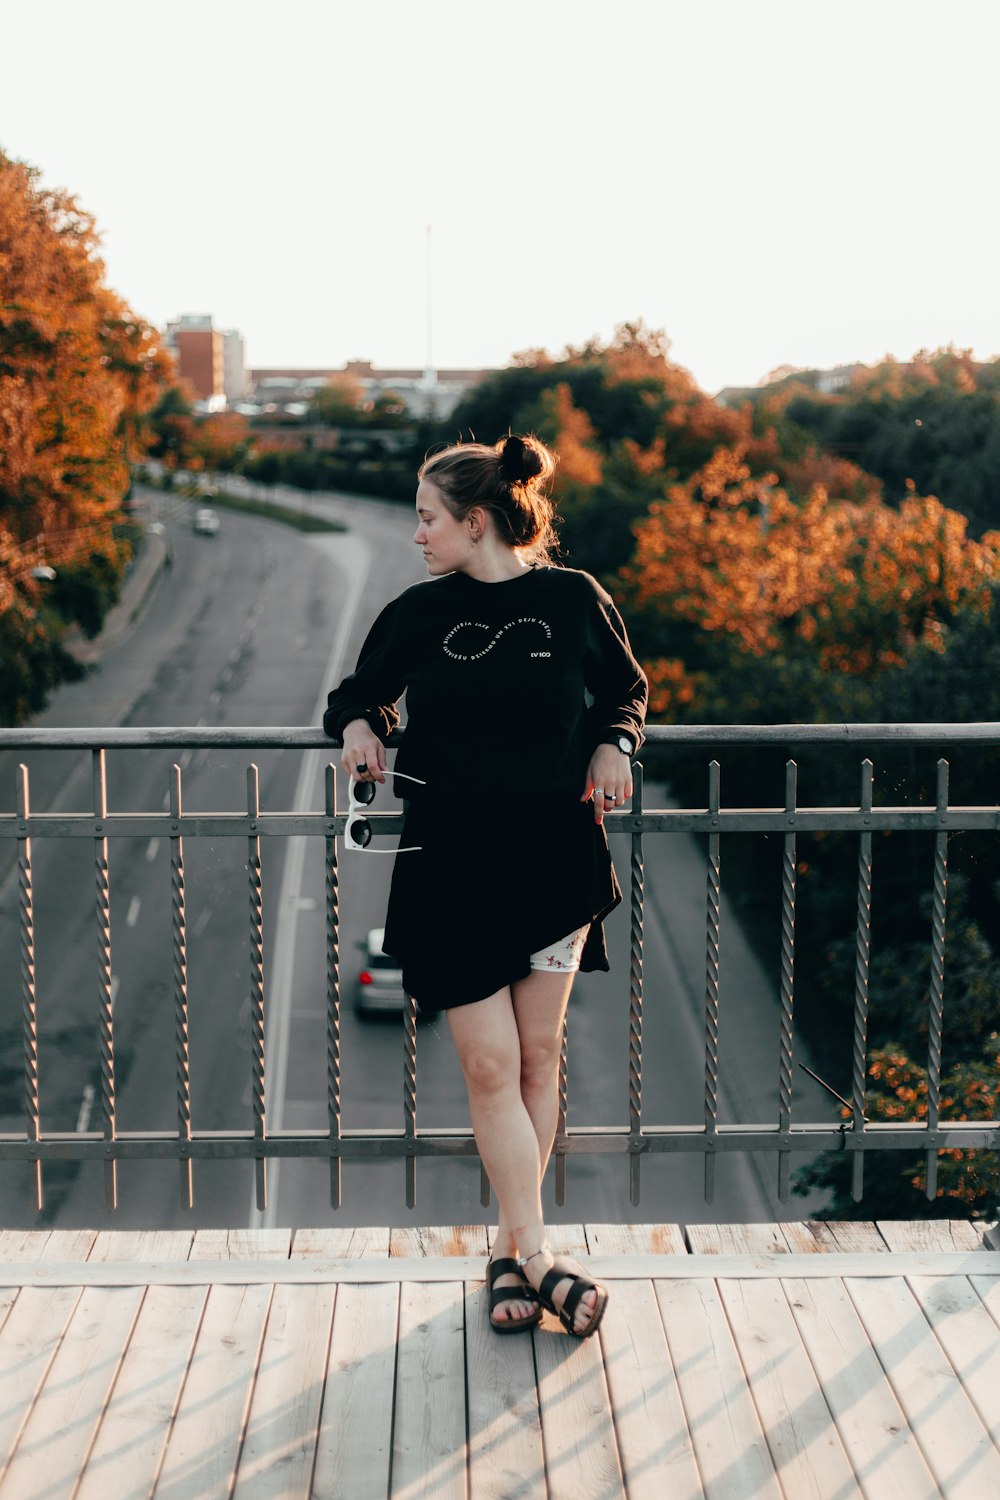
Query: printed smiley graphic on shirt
[[442, 616, 553, 662]]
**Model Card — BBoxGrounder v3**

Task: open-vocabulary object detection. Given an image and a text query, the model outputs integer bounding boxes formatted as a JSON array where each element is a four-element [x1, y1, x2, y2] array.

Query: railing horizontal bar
[[4, 721, 1000, 751], [2, 808, 998, 840], [2, 1122, 996, 1160]]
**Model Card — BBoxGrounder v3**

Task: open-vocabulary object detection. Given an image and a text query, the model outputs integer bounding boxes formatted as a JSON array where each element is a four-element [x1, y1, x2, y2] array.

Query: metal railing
[[2, 722, 999, 1215]]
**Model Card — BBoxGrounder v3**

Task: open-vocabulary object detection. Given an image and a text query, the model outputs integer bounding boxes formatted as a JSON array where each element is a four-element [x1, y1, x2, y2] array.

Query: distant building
[[164, 314, 246, 409], [222, 330, 248, 402], [716, 362, 868, 407], [248, 360, 492, 420]]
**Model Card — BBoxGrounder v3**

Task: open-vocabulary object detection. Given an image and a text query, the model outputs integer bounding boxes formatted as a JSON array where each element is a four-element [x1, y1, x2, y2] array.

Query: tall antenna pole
[[424, 224, 433, 385]]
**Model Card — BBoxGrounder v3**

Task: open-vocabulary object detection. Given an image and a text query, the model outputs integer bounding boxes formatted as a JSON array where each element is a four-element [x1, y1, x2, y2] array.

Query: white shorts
[[528, 924, 589, 974]]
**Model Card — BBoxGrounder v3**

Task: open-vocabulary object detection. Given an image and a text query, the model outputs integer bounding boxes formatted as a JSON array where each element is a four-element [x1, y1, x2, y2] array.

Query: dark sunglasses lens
[[348, 816, 372, 848], [353, 780, 376, 806]]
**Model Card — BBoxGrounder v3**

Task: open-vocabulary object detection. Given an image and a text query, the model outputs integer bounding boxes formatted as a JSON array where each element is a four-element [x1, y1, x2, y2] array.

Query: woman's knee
[[519, 1040, 561, 1094], [463, 1046, 519, 1100]]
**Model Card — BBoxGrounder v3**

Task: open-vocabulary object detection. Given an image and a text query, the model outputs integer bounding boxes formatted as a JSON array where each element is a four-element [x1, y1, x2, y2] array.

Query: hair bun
[[498, 433, 543, 486]]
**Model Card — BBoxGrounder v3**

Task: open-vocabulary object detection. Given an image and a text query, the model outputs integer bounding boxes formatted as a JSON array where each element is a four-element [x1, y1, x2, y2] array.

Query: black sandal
[[520, 1246, 609, 1339], [486, 1257, 542, 1335]]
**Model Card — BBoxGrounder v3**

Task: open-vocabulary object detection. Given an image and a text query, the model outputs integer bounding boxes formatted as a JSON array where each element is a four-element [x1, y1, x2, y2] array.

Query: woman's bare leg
[[447, 987, 546, 1323]]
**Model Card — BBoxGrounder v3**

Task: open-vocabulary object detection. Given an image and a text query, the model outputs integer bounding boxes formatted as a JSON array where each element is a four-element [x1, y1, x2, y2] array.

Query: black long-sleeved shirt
[[324, 563, 648, 794]]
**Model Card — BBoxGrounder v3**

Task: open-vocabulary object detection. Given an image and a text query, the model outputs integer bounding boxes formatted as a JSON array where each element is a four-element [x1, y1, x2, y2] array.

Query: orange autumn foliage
[[624, 443, 1000, 681], [0, 150, 169, 608]]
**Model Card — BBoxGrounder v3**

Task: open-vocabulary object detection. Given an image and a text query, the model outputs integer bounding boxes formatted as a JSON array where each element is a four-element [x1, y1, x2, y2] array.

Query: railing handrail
[[3, 720, 1000, 750]]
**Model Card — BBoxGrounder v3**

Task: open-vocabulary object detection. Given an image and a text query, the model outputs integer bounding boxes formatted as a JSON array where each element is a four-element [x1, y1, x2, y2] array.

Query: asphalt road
[[0, 486, 831, 1230]]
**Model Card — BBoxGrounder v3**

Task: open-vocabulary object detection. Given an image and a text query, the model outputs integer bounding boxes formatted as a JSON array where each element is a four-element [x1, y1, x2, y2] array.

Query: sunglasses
[[345, 771, 427, 852]]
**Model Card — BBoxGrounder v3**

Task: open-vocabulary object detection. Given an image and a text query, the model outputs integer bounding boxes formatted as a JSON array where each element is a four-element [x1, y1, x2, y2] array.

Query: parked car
[[193, 506, 220, 536], [354, 927, 405, 1016]]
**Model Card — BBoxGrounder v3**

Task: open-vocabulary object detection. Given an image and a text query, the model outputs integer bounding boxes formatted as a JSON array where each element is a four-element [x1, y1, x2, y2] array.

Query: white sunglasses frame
[[344, 770, 427, 853]]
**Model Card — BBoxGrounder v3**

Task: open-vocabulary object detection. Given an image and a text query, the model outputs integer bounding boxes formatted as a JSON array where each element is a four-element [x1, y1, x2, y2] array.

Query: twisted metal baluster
[[851, 759, 874, 1202], [627, 760, 645, 1206], [93, 748, 117, 1210], [925, 759, 949, 1202], [325, 765, 342, 1208], [555, 1015, 569, 1206], [703, 760, 721, 1203], [246, 764, 267, 1211], [170, 765, 193, 1209], [777, 760, 798, 1202], [403, 990, 418, 1208], [18, 765, 42, 1211]]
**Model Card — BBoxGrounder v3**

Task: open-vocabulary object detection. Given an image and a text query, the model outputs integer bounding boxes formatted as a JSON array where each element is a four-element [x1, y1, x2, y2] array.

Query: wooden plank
[[232, 1282, 336, 1499], [390, 1225, 489, 1257], [847, 1274, 1000, 1497], [0, 1285, 144, 1499], [544, 1223, 589, 1256], [718, 1278, 859, 1497], [876, 1219, 982, 1252], [5, 1249, 999, 1287], [188, 1228, 291, 1260], [0, 1231, 50, 1262], [88, 1229, 194, 1261], [777, 1221, 835, 1253], [312, 1283, 398, 1497], [969, 1275, 1000, 1333], [686, 1223, 790, 1256], [0, 1286, 82, 1471], [73, 1285, 209, 1500], [584, 1223, 687, 1254], [392, 1280, 467, 1500], [654, 1278, 782, 1500], [819, 1221, 891, 1252], [291, 1226, 390, 1258], [533, 1306, 624, 1500], [42, 1229, 97, 1259], [155, 1283, 273, 1498], [783, 1276, 938, 1497], [909, 1276, 1000, 1444], [465, 1281, 545, 1500], [598, 1279, 701, 1499]]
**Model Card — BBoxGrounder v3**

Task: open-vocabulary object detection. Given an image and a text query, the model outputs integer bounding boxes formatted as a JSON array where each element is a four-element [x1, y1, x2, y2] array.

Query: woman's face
[[413, 479, 477, 575]]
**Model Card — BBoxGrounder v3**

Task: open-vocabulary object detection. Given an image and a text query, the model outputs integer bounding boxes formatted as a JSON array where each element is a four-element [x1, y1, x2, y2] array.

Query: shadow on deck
[[1, 1219, 999, 1497]]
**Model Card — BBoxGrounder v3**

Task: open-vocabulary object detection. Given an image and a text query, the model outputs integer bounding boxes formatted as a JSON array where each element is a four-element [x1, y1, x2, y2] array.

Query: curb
[[63, 528, 170, 666]]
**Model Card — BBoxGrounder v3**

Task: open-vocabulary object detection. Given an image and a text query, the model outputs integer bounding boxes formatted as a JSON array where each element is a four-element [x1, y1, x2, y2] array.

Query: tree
[[0, 148, 169, 721]]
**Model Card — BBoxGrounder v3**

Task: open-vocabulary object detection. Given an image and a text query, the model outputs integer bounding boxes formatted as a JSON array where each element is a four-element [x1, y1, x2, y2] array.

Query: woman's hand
[[340, 718, 387, 784], [581, 745, 633, 826]]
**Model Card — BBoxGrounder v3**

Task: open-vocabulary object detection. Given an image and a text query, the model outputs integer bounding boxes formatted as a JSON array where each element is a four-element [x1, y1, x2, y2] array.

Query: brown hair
[[418, 433, 560, 565]]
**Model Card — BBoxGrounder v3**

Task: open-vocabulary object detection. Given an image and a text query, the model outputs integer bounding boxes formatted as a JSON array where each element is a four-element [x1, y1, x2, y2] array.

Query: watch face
[[617, 735, 633, 754]]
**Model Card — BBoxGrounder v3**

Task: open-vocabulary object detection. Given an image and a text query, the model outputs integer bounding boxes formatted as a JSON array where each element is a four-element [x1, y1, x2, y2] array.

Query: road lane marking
[[146, 838, 160, 861], [248, 531, 373, 1232], [126, 896, 141, 927], [179, 748, 192, 768], [192, 907, 212, 939], [75, 1084, 95, 1133], [111, 974, 120, 1010]]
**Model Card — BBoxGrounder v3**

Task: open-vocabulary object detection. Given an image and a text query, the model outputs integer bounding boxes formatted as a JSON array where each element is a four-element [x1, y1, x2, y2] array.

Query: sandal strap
[[560, 1276, 592, 1324], [490, 1284, 540, 1310], [486, 1257, 522, 1285]]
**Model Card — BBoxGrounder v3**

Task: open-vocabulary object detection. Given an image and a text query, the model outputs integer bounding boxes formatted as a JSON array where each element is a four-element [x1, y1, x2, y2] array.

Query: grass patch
[[208, 490, 347, 533]]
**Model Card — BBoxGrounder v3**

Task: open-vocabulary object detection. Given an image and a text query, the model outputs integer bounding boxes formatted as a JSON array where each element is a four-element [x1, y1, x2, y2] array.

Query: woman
[[324, 433, 647, 1337]]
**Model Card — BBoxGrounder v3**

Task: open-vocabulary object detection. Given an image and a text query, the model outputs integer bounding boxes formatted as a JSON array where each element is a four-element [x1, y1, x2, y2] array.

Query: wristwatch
[[603, 733, 635, 756]]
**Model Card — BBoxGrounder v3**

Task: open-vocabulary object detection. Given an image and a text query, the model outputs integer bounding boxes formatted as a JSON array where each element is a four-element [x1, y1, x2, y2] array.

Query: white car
[[354, 927, 405, 1016], [193, 506, 220, 536]]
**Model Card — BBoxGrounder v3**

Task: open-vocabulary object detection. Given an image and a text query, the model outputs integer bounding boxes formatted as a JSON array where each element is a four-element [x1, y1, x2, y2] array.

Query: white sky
[[3, 0, 999, 394]]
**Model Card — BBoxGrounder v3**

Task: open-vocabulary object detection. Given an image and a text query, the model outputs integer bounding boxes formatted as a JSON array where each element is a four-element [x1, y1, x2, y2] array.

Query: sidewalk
[[63, 523, 170, 667]]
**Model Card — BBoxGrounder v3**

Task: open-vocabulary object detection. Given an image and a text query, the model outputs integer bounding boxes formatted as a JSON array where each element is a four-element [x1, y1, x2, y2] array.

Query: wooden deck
[[0, 1221, 998, 1498]]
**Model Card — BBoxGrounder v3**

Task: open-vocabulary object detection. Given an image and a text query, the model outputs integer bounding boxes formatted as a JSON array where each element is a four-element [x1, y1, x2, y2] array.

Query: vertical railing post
[[925, 759, 950, 1201], [17, 765, 42, 1211], [703, 760, 722, 1203], [93, 748, 117, 1210], [555, 1017, 569, 1206], [777, 760, 798, 1201], [403, 991, 418, 1209], [627, 760, 645, 1206], [246, 764, 267, 1211], [170, 764, 193, 1209], [851, 758, 875, 1201], [325, 765, 342, 1209]]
